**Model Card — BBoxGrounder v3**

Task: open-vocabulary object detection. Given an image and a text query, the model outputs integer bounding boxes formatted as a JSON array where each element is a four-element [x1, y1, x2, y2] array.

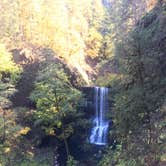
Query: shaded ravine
[[10, 61, 39, 108]]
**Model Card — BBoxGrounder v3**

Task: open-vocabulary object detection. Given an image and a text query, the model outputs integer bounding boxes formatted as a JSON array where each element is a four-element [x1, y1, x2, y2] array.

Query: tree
[[102, 1, 166, 165], [0, 43, 32, 166], [30, 60, 84, 160]]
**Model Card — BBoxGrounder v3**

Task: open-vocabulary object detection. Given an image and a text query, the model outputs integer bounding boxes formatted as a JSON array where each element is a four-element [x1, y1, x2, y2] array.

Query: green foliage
[[0, 44, 16, 73], [99, 144, 141, 166], [0, 107, 54, 166], [0, 43, 22, 109], [29, 60, 88, 162], [0, 109, 29, 166], [101, 2, 166, 165], [95, 73, 119, 87], [30, 62, 82, 137], [0, 43, 21, 81], [67, 155, 79, 166], [18, 147, 53, 166], [0, 1, 165, 166]]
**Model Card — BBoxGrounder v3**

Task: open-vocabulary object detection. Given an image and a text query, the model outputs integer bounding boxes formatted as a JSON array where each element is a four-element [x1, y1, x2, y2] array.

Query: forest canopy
[[0, 0, 165, 166]]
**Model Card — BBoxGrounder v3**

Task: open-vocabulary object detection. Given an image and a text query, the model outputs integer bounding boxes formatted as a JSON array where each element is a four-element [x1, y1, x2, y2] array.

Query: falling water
[[90, 87, 109, 145]]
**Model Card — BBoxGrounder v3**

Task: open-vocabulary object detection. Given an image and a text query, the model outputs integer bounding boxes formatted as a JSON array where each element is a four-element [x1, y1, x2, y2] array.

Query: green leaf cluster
[[101, 1, 166, 165], [30, 62, 82, 138]]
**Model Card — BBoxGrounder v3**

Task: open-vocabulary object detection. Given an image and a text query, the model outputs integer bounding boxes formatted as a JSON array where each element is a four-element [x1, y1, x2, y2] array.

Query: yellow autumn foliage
[[45, 128, 55, 136], [4, 147, 10, 153], [27, 151, 34, 157], [0, 43, 19, 74], [19, 127, 31, 135]]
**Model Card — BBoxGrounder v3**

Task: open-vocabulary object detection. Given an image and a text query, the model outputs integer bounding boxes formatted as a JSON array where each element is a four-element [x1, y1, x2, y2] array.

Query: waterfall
[[90, 87, 109, 145]]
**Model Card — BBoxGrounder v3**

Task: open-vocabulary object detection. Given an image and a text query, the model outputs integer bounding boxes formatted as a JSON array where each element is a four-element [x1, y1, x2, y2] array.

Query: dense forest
[[0, 0, 165, 166]]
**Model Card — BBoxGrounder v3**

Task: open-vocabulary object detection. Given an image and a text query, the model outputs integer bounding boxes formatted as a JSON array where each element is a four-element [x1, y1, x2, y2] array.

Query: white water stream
[[90, 87, 109, 145]]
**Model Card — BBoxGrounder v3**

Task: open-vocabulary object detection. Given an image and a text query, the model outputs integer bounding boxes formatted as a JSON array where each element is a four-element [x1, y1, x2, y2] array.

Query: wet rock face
[[80, 87, 94, 116]]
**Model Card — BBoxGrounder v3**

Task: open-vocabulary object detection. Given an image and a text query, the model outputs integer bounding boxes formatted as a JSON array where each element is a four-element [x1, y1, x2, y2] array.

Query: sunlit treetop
[[0, 43, 20, 74]]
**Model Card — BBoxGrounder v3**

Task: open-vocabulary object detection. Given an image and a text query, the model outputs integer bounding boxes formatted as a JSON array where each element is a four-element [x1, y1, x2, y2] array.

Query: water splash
[[90, 87, 109, 145]]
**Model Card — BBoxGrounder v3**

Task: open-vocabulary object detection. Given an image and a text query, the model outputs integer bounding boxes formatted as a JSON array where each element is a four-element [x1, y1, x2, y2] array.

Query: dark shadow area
[[10, 61, 39, 108]]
